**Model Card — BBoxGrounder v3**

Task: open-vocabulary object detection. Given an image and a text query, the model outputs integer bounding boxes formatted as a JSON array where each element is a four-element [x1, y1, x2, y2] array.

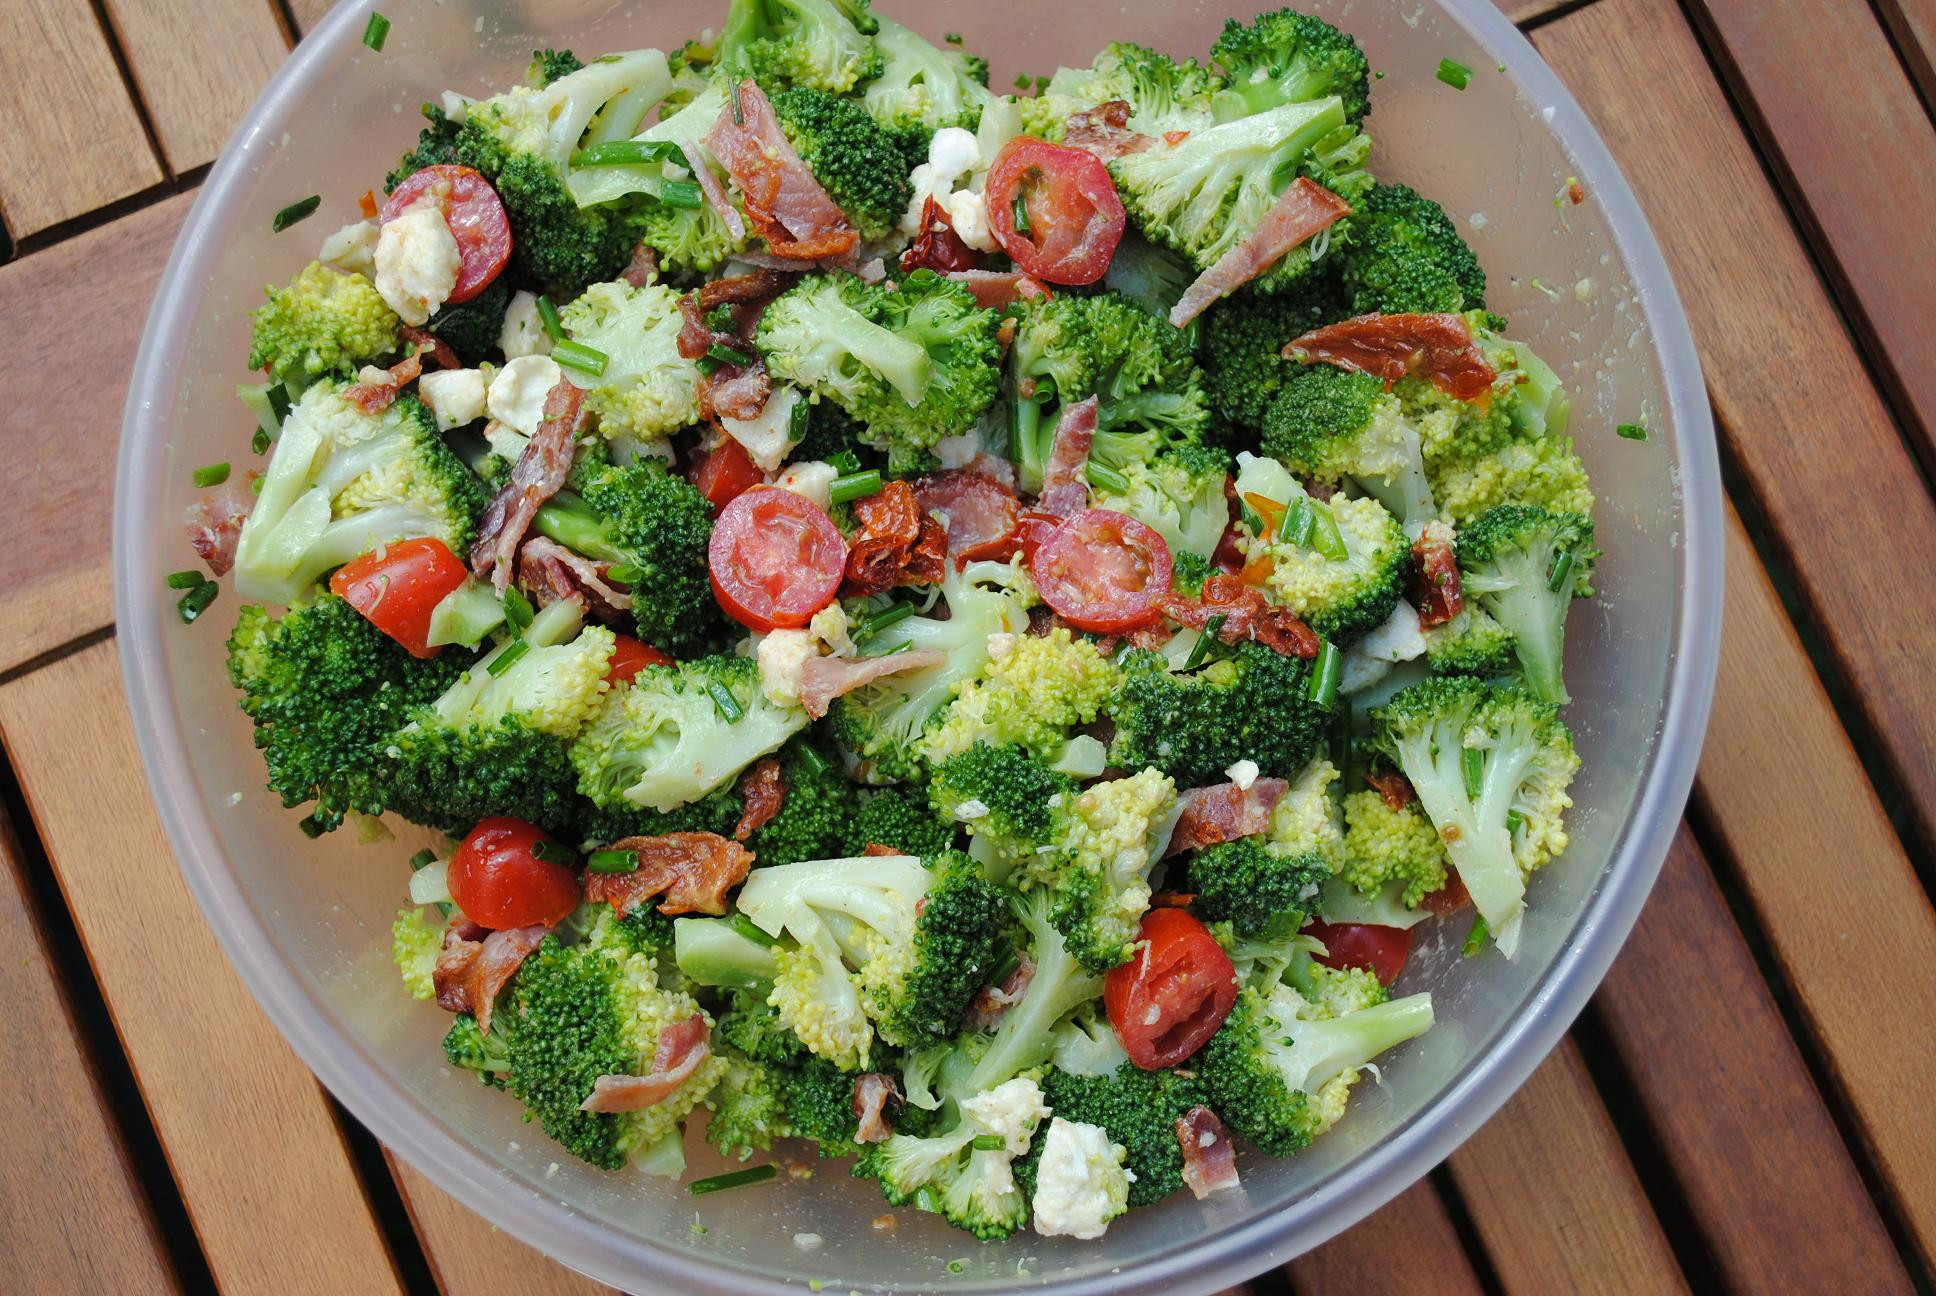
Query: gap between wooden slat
[[1872, 0, 1936, 121], [388, 1154, 628, 1296], [96, 0, 293, 172], [1286, 1178, 1490, 1296]]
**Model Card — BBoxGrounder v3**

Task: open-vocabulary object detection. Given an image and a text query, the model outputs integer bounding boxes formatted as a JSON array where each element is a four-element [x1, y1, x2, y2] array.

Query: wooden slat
[[1495, 0, 1572, 22], [0, 192, 191, 671], [1874, 0, 1936, 117], [97, 0, 291, 172], [1448, 1040, 1686, 1296], [1287, 1180, 1486, 1296], [0, 642, 406, 1296], [1591, 828, 1912, 1293], [1691, 500, 1936, 1265], [1535, 0, 1936, 850], [289, 0, 335, 37], [1684, 0, 1936, 473], [0, 0, 163, 235], [387, 1155, 617, 1296], [0, 806, 179, 1293]]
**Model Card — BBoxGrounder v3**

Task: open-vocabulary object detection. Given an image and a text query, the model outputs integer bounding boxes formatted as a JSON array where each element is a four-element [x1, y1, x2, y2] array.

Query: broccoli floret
[[1234, 450, 1407, 644], [929, 741, 1079, 880], [1089, 441, 1233, 562], [1337, 182, 1487, 315], [1337, 788, 1446, 907], [247, 262, 402, 388], [392, 907, 445, 1000], [705, 1051, 864, 1161], [1028, 768, 1177, 972], [1195, 275, 1348, 429], [444, 1013, 511, 1088], [1017, 1063, 1206, 1208], [1457, 505, 1596, 705], [1109, 639, 1325, 786], [423, 276, 511, 367], [919, 627, 1121, 765], [1033, 42, 1222, 138], [715, 0, 883, 94], [1210, 9, 1372, 125], [950, 889, 1103, 1098], [1264, 365, 1437, 528], [1267, 755, 1346, 865], [1433, 434, 1594, 526], [1371, 677, 1579, 958], [768, 86, 914, 242], [861, 16, 994, 132], [527, 48, 585, 87], [1423, 604, 1516, 677], [1188, 837, 1327, 940], [555, 280, 703, 441], [227, 596, 468, 832], [385, 103, 463, 194], [758, 270, 1001, 455], [232, 383, 486, 606], [531, 455, 725, 655], [858, 1076, 1047, 1239], [849, 786, 955, 856]]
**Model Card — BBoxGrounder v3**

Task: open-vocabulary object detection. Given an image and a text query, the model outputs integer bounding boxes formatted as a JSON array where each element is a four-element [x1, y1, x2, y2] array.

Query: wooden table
[[2, 0, 1932, 1291]]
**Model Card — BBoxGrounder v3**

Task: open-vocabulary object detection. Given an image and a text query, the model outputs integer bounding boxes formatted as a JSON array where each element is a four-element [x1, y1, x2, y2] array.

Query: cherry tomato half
[[328, 537, 470, 659], [1305, 920, 1414, 987], [606, 634, 674, 687], [1421, 868, 1471, 918], [985, 138, 1126, 286], [692, 438, 765, 515], [709, 486, 848, 632], [912, 469, 1021, 562], [1105, 908, 1239, 1070], [447, 817, 580, 931], [1031, 507, 1173, 633], [381, 164, 512, 304]]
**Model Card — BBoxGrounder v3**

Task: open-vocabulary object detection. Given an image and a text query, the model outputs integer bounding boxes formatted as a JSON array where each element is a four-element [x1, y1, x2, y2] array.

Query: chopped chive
[[947, 1259, 967, 1275], [830, 469, 884, 506], [969, 1135, 1006, 1152], [1014, 73, 1032, 90], [177, 580, 219, 623], [267, 383, 292, 423], [553, 339, 609, 376], [1547, 548, 1577, 593], [1462, 914, 1489, 956], [1461, 745, 1483, 798], [827, 449, 862, 475], [1306, 502, 1349, 563], [408, 848, 438, 870], [1028, 376, 1057, 405], [587, 849, 639, 873], [1283, 499, 1315, 548], [536, 296, 564, 340], [487, 637, 530, 676], [706, 342, 754, 368], [1436, 57, 1472, 90], [707, 679, 744, 722], [165, 569, 204, 590], [1507, 808, 1526, 835], [271, 195, 321, 232], [1237, 498, 1264, 535], [659, 180, 703, 209], [362, 11, 391, 50], [862, 602, 915, 635], [1082, 460, 1130, 495], [1181, 614, 1226, 671], [570, 139, 680, 167], [298, 814, 326, 839], [690, 1164, 775, 1195], [866, 639, 913, 657], [605, 563, 643, 585], [795, 743, 831, 777], [731, 82, 744, 126], [730, 912, 779, 947], [1306, 640, 1341, 709], [690, 1223, 708, 1235], [1617, 423, 1649, 441], [986, 944, 1022, 987], [696, 355, 721, 377], [943, 31, 963, 44], [502, 586, 535, 633], [251, 428, 271, 454], [705, 304, 735, 330], [788, 398, 811, 441], [252, 476, 264, 495], [531, 840, 575, 865], [1012, 192, 1031, 236]]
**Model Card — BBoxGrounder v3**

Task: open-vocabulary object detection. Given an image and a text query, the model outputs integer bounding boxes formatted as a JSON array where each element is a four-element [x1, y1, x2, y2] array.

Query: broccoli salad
[[189, 0, 1599, 1245]]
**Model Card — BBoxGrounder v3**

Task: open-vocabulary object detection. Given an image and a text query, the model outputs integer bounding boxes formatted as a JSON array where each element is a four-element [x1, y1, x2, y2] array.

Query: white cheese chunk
[[372, 200, 460, 326], [487, 354, 564, 438], [417, 367, 489, 431], [1031, 1118, 1133, 1241], [499, 290, 554, 359]]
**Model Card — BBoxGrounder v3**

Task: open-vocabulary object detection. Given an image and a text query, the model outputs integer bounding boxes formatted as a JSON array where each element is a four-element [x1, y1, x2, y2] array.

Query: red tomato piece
[[1421, 868, 1471, 917], [327, 537, 470, 659], [1305, 920, 1414, 986], [1105, 908, 1239, 1070], [709, 487, 848, 632], [912, 469, 1021, 563], [447, 817, 580, 930], [1031, 508, 1172, 633], [692, 438, 765, 515], [606, 634, 674, 687], [985, 138, 1126, 286], [381, 164, 512, 304]]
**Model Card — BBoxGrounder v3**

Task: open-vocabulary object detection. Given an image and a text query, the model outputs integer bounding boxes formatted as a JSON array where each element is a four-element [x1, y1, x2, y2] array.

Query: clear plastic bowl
[[114, 0, 1721, 1290]]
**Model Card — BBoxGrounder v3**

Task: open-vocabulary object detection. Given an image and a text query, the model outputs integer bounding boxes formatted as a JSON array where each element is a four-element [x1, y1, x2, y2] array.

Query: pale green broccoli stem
[[960, 900, 1101, 1097], [673, 917, 781, 989], [430, 599, 585, 724], [821, 293, 931, 405], [532, 494, 624, 564], [1266, 992, 1435, 1093]]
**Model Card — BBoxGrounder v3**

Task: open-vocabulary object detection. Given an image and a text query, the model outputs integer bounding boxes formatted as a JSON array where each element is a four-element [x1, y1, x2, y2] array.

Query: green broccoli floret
[[247, 262, 401, 388], [715, 0, 883, 94], [740, 736, 859, 866], [860, 16, 994, 132], [857, 1076, 1047, 1239], [705, 1051, 865, 1161], [1234, 450, 1406, 643], [1109, 639, 1325, 786], [768, 85, 914, 242], [1089, 441, 1233, 562], [919, 626, 1122, 765], [227, 596, 468, 832], [849, 786, 955, 856], [1264, 365, 1437, 528], [1337, 182, 1487, 315], [1423, 603, 1515, 677], [1337, 788, 1447, 907], [928, 741, 1079, 881], [1457, 505, 1596, 704], [444, 1013, 511, 1088], [392, 907, 446, 1000], [1198, 971, 1433, 1154], [1027, 768, 1177, 972], [423, 276, 511, 367], [232, 383, 486, 606], [1187, 837, 1327, 939], [385, 103, 463, 194], [1371, 677, 1579, 958], [1209, 9, 1372, 125], [1432, 434, 1594, 526], [944, 888, 1104, 1100], [555, 280, 703, 441], [758, 270, 1001, 455], [1031, 41, 1223, 139], [1017, 1063, 1207, 1207], [1195, 275, 1348, 429], [527, 48, 585, 87], [531, 455, 725, 655]]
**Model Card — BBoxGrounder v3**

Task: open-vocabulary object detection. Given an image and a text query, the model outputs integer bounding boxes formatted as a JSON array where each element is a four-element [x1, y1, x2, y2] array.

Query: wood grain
[[1448, 1040, 1686, 1296], [0, 642, 405, 1296], [0, 805, 179, 1293], [1286, 1179, 1486, 1296], [97, 0, 291, 172], [1692, 500, 1936, 1266], [0, 0, 163, 236], [1592, 828, 1912, 1293], [1873, 0, 1936, 116], [1494, 0, 1572, 24], [0, 191, 192, 671], [388, 1155, 618, 1296], [1535, 0, 1936, 852], [288, 0, 335, 37]]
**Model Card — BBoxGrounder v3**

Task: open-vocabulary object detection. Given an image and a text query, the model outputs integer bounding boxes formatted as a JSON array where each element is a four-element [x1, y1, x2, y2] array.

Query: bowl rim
[[113, 0, 1723, 1289]]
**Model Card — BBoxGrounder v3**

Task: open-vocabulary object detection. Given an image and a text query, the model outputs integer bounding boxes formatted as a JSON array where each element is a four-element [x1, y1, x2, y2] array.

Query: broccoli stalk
[[1456, 504, 1596, 705]]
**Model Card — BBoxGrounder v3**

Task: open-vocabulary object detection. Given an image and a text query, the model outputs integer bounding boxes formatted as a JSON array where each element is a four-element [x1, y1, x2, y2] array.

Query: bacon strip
[[471, 379, 584, 594], [341, 326, 460, 413], [580, 1014, 711, 1113], [184, 474, 256, 576], [1286, 312, 1498, 403], [1177, 1105, 1241, 1199], [583, 832, 755, 916], [732, 758, 786, 842], [1037, 395, 1099, 517], [619, 242, 660, 288], [517, 535, 634, 623], [432, 924, 546, 1037], [1171, 178, 1352, 327], [797, 650, 947, 720], [1364, 768, 1417, 812], [946, 268, 1052, 311], [900, 197, 980, 274], [1167, 778, 1290, 855], [1062, 100, 1153, 163], [842, 480, 949, 597], [852, 1073, 903, 1144], [1409, 530, 1465, 628], [1159, 573, 1320, 659], [698, 268, 797, 310], [961, 954, 1035, 1033], [401, 324, 461, 372], [706, 80, 858, 260]]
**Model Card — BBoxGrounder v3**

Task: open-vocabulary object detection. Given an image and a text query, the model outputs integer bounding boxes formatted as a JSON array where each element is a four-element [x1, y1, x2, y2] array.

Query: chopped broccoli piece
[[1027, 41, 1223, 139], [385, 103, 464, 194], [1337, 182, 1488, 315], [527, 48, 585, 87], [919, 627, 1122, 765], [1187, 836, 1327, 939], [1432, 434, 1594, 527], [1195, 275, 1349, 429], [1109, 639, 1326, 786], [861, 16, 995, 132], [769, 85, 915, 242], [1209, 9, 1372, 125], [1234, 450, 1407, 644], [1456, 504, 1596, 704], [555, 280, 703, 441], [857, 1076, 1047, 1239], [1264, 365, 1438, 528], [1017, 1063, 1207, 1207], [392, 907, 446, 1000], [1088, 441, 1234, 562], [247, 262, 401, 388], [1336, 788, 1447, 907], [423, 276, 511, 367], [849, 786, 956, 857], [715, 0, 883, 94], [1423, 603, 1517, 678], [1027, 767, 1177, 972], [929, 741, 1079, 880]]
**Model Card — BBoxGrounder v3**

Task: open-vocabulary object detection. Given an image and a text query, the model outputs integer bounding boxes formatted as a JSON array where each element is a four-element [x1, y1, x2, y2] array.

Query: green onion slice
[[502, 586, 535, 633], [1616, 423, 1649, 441], [1306, 640, 1341, 709], [969, 1135, 1006, 1152], [570, 139, 680, 167], [829, 469, 884, 506], [1306, 502, 1349, 563], [165, 570, 204, 590], [587, 849, 639, 874], [707, 680, 744, 722], [706, 342, 754, 368], [1461, 745, 1484, 798], [1548, 549, 1577, 594], [1082, 460, 1130, 496], [729, 913, 779, 947], [177, 581, 219, 624], [1181, 614, 1226, 671], [408, 848, 438, 871], [487, 638, 530, 677], [271, 195, 321, 232], [362, 12, 391, 50], [659, 181, 703, 209], [1437, 58, 1472, 89], [553, 339, 608, 376], [1462, 914, 1489, 956], [689, 1164, 775, 1195], [536, 295, 564, 341], [193, 462, 230, 488]]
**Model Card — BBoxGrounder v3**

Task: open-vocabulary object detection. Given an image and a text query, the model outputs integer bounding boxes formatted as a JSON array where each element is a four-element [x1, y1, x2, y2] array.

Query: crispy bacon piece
[[698, 268, 797, 310], [619, 243, 661, 288], [518, 535, 634, 623], [1167, 778, 1291, 855], [1364, 768, 1417, 812], [797, 649, 948, 721], [432, 924, 546, 1036], [732, 758, 787, 841], [707, 80, 858, 260], [581, 1014, 711, 1113], [912, 469, 1022, 564], [1149, 891, 1198, 908], [676, 292, 733, 360], [946, 268, 1052, 311], [677, 291, 776, 422], [843, 480, 949, 597], [1037, 395, 1099, 517], [1423, 867, 1471, 917], [1286, 312, 1497, 403], [1171, 178, 1352, 327], [1062, 100, 1152, 162], [471, 379, 584, 593], [1409, 530, 1465, 628], [962, 954, 1035, 1033], [852, 1073, 903, 1144], [341, 327, 460, 413], [401, 325, 461, 371], [1177, 1105, 1241, 1199], [901, 197, 979, 274], [1160, 573, 1320, 659], [861, 842, 904, 856], [183, 474, 256, 576], [583, 832, 755, 917]]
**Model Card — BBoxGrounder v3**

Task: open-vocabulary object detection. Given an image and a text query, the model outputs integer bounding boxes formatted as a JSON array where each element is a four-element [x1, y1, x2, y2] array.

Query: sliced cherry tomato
[[1031, 507, 1172, 633], [447, 817, 580, 930], [1013, 510, 1063, 563], [1105, 908, 1239, 1070], [1305, 920, 1414, 987], [1421, 868, 1471, 918], [606, 634, 674, 686], [327, 537, 469, 659], [692, 438, 765, 515], [913, 469, 1021, 563], [985, 138, 1125, 286], [381, 164, 511, 304], [709, 486, 848, 632]]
